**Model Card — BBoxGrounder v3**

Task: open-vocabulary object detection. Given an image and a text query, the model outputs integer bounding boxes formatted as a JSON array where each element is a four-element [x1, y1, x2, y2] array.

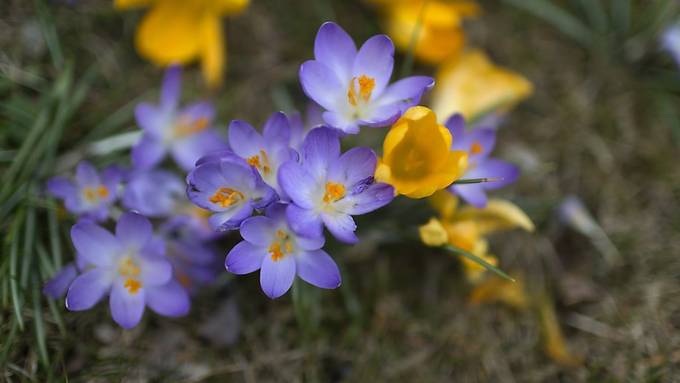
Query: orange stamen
[[247, 150, 272, 175], [471, 141, 483, 155], [209, 187, 245, 208], [174, 116, 210, 137], [124, 278, 142, 294], [347, 75, 376, 106], [323, 182, 346, 204]]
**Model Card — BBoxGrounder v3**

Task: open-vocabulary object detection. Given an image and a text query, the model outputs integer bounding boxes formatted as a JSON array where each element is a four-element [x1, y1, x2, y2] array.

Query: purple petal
[[43, 263, 78, 299], [352, 35, 394, 98], [178, 101, 216, 123], [171, 130, 228, 171], [225, 241, 266, 274], [146, 280, 190, 317], [449, 184, 488, 208], [71, 222, 119, 267], [140, 256, 173, 286], [116, 212, 152, 249], [321, 213, 358, 244], [376, 75, 434, 112], [299, 60, 343, 111], [300, 127, 340, 180], [134, 103, 167, 138], [451, 128, 496, 160], [465, 159, 519, 189], [329, 147, 376, 186], [314, 22, 356, 83], [358, 104, 401, 128], [444, 113, 466, 138], [296, 249, 341, 289], [228, 120, 266, 159], [109, 279, 146, 329], [47, 177, 76, 199], [123, 170, 183, 217], [208, 203, 254, 231], [286, 203, 323, 239], [240, 216, 277, 246], [65, 268, 112, 311], [259, 255, 296, 299], [262, 112, 291, 145], [76, 162, 100, 187], [161, 65, 182, 109], [277, 162, 317, 209], [344, 182, 395, 215], [131, 135, 167, 170], [322, 111, 360, 134]]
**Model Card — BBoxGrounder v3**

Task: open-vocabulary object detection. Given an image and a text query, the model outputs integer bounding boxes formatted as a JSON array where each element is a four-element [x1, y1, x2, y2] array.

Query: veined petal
[[321, 212, 358, 244], [225, 241, 266, 274], [110, 279, 146, 329], [240, 216, 277, 246], [343, 182, 395, 215], [263, 112, 291, 144], [296, 249, 341, 289], [208, 203, 253, 231], [314, 22, 356, 83], [286, 203, 323, 239], [300, 127, 340, 181], [322, 111, 360, 134], [329, 147, 376, 186], [375, 75, 434, 111], [277, 162, 317, 209], [353, 34, 394, 98], [228, 120, 266, 159], [299, 60, 343, 111], [259, 255, 296, 299]]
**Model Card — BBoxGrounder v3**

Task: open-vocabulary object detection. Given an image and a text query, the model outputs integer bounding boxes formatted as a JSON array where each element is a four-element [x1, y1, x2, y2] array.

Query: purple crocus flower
[[47, 161, 122, 222], [228, 112, 298, 197], [131, 66, 228, 171], [278, 127, 395, 244], [445, 114, 519, 208], [289, 103, 325, 150], [299, 22, 434, 134], [43, 263, 78, 299], [226, 203, 341, 299], [65, 213, 190, 329], [122, 169, 185, 217], [186, 155, 277, 231]]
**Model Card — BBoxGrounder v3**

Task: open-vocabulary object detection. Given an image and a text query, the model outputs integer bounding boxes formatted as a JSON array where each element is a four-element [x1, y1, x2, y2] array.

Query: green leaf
[[444, 244, 515, 282]]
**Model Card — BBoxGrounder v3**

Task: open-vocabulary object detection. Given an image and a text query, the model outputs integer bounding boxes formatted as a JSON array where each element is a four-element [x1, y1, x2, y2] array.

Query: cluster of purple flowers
[[44, 22, 522, 327]]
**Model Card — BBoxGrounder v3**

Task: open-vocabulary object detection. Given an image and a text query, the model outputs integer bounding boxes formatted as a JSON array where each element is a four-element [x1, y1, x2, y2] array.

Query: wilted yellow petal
[[456, 198, 535, 235], [135, 0, 203, 65], [431, 50, 533, 121], [200, 14, 225, 87], [539, 296, 582, 367], [114, 0, 153, 10], [469, 275, 529, 309], [419, 218, 449, 246]]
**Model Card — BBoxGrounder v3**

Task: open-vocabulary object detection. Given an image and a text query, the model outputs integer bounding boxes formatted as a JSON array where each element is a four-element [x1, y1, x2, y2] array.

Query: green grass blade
[[400, 0, 429, 77], [9, 211, 26, 331], [611, 0, 631, 34], [444, 245, 515, 282], [577, 0, 607, 32], [35, 0, 64, 70], [32, 279, 50, 368]]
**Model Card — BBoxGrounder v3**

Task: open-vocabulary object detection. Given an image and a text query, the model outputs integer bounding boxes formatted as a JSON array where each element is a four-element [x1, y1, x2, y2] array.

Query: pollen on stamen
[[323, 182, 346, 203], [174, 116, 210, 137], [247, 150, 272, 174], [124, 278, 143, 294], [471, 141, 483, 155], [209, 187, 245, 208], [347, 75, 375, 106]]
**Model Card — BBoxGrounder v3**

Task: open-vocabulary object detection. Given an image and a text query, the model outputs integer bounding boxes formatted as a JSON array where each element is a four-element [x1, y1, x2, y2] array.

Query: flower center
[[118, 256, 143, 295], [268, 230, 294, 261], [82, 185, 109, 203], [470, 141, 483, 155], [247, 149, 272, 175], [347, 75, 375, 106], [323, 182, 346, 204], [209, 187, 245, 208], [173, 116, 210, 138]]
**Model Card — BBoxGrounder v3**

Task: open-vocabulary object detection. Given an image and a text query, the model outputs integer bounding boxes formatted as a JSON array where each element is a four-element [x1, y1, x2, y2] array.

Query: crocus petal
[[277, 162, 317, 209], [299, 60, 343, 111], [376, 75, 434, 112], [228, 120, 266, 159], [116, 212, 152, 249], [450, 128, 496, 160], [71, 222, 120, 267], [240, 216, 277, 246], [65, 268, 112, 311], [322, 111, 360, 134], [300, 127, 340, 180], [344, 183, 395, 215], [466, 159, 520, 190], [200, 13, 224, 87], [76, 162, 100, 187], [47, 177, 76, 199], [179, 101, 216, 123], [109, 279, 146, 329], [296, 249, 341, 289], [161, 65, 182, 110], [134, 103, 167, 138], [140, 257, 173, 286], [113, 0, 152, 9], [321, 213, 358, 244], [225, 241, 267, 274], [172, 130, 228, 171], [43, 263, 78, 299], [353, 34, 394, 97], [131, 135, 167, 170], [450, 183, 488, 208], [286, 203, 323, 239], [208, 203, 253, 231], [262, 112, 291, 144], [358, 104, 401, 128], [146, 280, 190, 317], [330, 147, 376, 186], [314, 22, 357, 82], [444, 113, 465, 138], [259, 255, 296, 299]]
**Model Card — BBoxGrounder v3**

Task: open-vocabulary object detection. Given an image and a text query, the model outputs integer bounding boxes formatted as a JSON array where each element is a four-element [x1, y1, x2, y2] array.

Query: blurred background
[[1, 0, 680, 381]]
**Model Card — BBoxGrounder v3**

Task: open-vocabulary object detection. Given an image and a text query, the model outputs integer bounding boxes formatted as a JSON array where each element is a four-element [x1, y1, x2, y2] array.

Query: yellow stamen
[[470, 141, 483, 155], [268, 230, 294, 261], [83, 185, 109, 202], [124, 278, 143, 294], [347, 75, 376, 106], [174, 116, 210, 138], [209, 187, 244, 208], [246, 150, 272, 175], [323, 182, 346, 204], [119, 256, 141, 277]]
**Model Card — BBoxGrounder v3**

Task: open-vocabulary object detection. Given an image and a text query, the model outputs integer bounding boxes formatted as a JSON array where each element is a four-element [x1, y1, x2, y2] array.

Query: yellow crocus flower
[[375, 106, 468, 199], [114, 0, 249, 87], [431, 50, 533, 121], [379, 0, 480, 65]]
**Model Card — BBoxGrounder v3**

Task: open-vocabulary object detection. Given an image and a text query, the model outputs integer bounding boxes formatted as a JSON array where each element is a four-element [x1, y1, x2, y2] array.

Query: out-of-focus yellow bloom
[[114, 0, 249, 87], [375, 106, 468, 199], [456, 199, 535, 234], [539, 295, 583, 367], [372, 0, 480, 65], [469, 275, 530, 309], [419, 218, 449, 247], [431, 50, 533, 121]]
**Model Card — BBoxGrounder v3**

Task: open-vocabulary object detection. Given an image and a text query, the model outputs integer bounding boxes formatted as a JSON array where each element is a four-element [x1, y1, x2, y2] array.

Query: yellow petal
[[419, 218, 449, 246], [114, 0, 153, 9], [456, 198, 535, 234], [539, 296, 582, 367], [200, 14, 225, 87], [213, 0, 250, 15], [468, 275, 529, 309], [431, 50, 533, 121], [135, 1, 204, 66], [429, 190, 459, 220]]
